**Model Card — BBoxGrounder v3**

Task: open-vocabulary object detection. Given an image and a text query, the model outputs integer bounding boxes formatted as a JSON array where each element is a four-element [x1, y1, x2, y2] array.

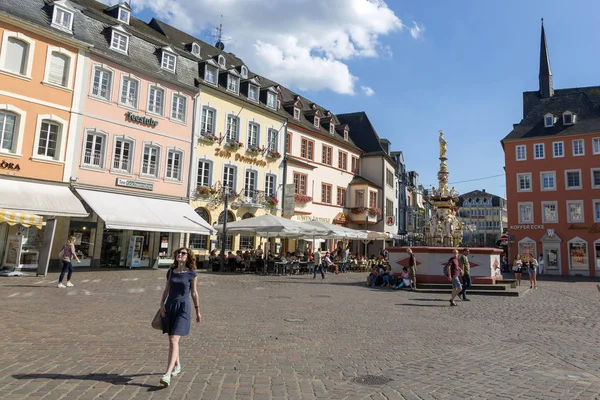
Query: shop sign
[[214, 148, 267, 167], [0, 160, 20, 171], [115, 178, 154, 191], [125, 112, 159, 127], [510, 224, 544, 230], [294, 215, 331, 223], [386, 216, 394, 226], [568, 223, 600, 233]]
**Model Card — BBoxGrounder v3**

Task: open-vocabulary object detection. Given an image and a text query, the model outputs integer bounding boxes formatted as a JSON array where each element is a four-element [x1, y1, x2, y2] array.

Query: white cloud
[[361, 86, 375, 96], [409, 21, 425, 39], [101, 0, 419, 95]]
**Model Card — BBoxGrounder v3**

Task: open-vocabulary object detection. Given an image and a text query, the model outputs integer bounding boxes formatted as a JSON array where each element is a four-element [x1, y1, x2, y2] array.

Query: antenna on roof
[[205, 14, 231, 51]]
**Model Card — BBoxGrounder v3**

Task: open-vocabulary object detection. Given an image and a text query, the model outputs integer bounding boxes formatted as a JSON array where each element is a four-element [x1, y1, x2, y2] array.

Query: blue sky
[[129, 0, 600, 199]]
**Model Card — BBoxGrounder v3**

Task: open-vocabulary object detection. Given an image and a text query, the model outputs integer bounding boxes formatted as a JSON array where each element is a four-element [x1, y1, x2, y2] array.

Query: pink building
[[65, 1, 212, 268]]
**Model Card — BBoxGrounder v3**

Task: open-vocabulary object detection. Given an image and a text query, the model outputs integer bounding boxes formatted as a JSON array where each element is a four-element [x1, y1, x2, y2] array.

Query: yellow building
[[149, 21, 287, 257], [457, 189, 508, 247]]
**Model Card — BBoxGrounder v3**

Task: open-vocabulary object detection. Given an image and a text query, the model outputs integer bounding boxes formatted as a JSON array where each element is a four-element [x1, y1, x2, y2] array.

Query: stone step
[[414, 287, 527, 297], [417, 283, 512, 291]]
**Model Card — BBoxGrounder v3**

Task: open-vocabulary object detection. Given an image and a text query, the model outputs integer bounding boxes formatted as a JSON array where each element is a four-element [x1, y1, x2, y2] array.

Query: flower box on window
[[368, 208, 383, 216], [195, 185, 217, 198], [198, 133, 218, 143], [351, 207, 366, 214], [264, 196, 278, 208], [246, 145, 264, 155], [224, 140, 243, 150], [266, 150, 281, 159], [294, 194, 312, 204]]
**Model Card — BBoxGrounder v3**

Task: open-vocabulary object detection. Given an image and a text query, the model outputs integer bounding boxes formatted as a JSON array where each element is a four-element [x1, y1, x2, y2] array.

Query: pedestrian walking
[[458, 248, 471, 301], [537, 255, 544, 275], [407, 248, 417, 290], [313, 249, 324, 279], [528, 255, 538, 289], [512, 254, 522, 286], [159, 247, 201, 387], [446, 249, 462, 306], [57, 235, 80, 288]]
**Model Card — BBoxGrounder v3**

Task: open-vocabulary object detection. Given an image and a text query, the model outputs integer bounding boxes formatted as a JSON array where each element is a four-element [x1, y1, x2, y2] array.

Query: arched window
[[189, 208, 210, 250]]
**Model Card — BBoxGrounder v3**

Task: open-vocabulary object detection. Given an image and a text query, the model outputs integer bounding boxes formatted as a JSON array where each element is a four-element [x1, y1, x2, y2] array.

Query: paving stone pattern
[[1, 271, 600, 399]]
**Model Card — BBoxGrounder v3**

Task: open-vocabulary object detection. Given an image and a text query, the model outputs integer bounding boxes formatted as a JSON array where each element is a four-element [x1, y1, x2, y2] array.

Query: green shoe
[[159, 374, 171, 387], [171, 365, 181, 377]]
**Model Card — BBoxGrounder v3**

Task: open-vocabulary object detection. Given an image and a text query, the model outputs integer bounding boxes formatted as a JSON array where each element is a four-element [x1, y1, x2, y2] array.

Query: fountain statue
[[427, 131, 463, 247]]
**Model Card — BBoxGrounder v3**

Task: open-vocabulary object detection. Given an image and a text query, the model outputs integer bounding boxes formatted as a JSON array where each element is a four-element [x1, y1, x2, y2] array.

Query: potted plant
[[198, 131, 218, 143], [246, 145, 263, 155], [195, 185, 216, 198], [266, 150, 281, 159], [264, 196, 278, 208], [224, 139, 243, 150], [351, 207, 365, 214]]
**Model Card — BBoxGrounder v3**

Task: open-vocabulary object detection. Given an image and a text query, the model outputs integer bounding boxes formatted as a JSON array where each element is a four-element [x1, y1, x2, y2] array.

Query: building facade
[[405, 171, 427, 245], [0, 0, 90, 273], [502, 22, 600, 276], [337, 112, 399, 255], [456, 189, 507, 247], [62, 0, 212, 268], [391, 151, 408, 238]]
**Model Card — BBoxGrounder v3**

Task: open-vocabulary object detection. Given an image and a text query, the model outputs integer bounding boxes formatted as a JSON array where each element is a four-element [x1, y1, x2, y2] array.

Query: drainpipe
[[185, 88, 202, 248]]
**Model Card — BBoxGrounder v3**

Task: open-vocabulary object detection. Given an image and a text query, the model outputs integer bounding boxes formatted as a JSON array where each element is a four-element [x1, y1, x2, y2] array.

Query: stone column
[[37, 218, 56, 277]]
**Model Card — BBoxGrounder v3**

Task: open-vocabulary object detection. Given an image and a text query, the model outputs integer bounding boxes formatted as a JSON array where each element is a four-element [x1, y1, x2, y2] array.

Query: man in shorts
[[446, 249, 462, 306], [407, 248, 417, 290]]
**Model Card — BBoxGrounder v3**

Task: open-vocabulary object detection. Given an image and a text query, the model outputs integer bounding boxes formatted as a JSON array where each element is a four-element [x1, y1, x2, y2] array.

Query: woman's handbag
[[151, 309, 162, 330]]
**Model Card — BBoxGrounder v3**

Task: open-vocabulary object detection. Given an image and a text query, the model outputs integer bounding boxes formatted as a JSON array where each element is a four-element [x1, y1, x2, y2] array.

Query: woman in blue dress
[[159, 247, 201, 387]]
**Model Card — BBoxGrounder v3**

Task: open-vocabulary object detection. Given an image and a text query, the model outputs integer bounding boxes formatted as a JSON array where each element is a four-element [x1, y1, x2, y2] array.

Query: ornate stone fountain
[[426, 131, 463, 247]]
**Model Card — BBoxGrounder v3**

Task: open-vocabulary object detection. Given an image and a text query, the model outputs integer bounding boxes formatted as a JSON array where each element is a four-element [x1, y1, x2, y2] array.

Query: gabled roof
[[336, 112, 396, 166], [502, 92, 600, 142], [457, 189, 505, 207], [349, 175, 381, 189]]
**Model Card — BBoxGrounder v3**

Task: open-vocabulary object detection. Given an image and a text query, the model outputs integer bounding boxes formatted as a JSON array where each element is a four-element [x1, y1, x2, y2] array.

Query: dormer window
[[227, 74, 240, 94], [161, 47, 177, 73], [110, 27, 129, 54], [344, 127, 349, 141], [563, 111, 576, 126], [204, 63, 217, 85], [240, 65, 248, 79], [51, 1, 74, 33], [544, 113, 556, 128], [266, 91, 277, 109], [293, 108, 300, 120], [248, 84, 258, 102], [329, 123, 335, 135], [314, 116, 320, 128], [218, 55, 226, 68], [117, 7, 130, 24], [191, 43, 201, 57]]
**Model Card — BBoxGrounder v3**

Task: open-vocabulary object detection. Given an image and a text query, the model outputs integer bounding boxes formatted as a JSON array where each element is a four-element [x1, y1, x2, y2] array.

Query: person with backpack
[[458, 248, 471, 301], [445, 249, 462, 306], [57, 235, 81, 288]]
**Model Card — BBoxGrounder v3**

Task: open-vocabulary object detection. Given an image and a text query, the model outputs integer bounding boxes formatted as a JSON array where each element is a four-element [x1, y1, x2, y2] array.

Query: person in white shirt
[[537, 255, 544, 275]]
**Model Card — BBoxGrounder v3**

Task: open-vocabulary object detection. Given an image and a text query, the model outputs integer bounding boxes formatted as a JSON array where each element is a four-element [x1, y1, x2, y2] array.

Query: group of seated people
[[367, 265, 413, 290]]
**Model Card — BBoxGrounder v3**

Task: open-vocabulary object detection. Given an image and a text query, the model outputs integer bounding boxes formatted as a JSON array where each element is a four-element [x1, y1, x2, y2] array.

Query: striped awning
[[0, 208, 43, 229]]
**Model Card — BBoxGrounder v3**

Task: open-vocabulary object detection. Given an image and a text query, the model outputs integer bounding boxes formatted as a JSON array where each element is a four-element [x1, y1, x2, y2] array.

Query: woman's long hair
[[171, 247, 196, 270]]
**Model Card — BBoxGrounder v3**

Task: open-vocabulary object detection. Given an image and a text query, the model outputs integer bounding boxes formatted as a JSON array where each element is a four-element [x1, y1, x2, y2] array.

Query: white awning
[[0, 179, 88, 217], [76, 189, 214, 234]]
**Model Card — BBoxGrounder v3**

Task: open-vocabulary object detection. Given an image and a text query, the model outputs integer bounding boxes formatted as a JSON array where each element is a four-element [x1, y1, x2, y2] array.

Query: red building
[[502, 22, 600, 276]]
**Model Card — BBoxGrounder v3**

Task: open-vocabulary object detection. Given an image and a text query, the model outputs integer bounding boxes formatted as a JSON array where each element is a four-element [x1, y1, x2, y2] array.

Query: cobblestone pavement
[[1, 270, 600, 400]]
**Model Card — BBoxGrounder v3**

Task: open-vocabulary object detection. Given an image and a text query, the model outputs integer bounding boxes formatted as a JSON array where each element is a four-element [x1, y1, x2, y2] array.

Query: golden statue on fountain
[[427, 131, 463, 247]]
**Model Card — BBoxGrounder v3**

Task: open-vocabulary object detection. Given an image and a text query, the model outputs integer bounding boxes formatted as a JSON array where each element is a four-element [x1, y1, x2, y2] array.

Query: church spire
[[539, 18, 554, 98]]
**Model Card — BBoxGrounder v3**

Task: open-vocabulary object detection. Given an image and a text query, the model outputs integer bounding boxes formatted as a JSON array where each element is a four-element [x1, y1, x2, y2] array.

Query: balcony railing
[[112, 155, 130, 172], [83, 151, 103, 167]]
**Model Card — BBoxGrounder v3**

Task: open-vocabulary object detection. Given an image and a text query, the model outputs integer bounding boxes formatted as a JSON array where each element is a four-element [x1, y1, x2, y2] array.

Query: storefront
[[0, 178, 88, 274], [71, 189, 214, 268]]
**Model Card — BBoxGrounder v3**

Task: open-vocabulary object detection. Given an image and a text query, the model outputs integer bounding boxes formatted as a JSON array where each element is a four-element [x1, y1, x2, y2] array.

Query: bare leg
[[166, 335, 181, 375]]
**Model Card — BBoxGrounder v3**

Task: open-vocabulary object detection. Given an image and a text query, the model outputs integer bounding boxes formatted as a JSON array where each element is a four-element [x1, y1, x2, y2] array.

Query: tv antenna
[[205, 14, 231, 51]]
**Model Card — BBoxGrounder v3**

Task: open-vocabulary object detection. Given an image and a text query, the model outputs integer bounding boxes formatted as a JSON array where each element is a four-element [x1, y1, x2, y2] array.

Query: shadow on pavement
[[395, 303, 448, 308], [12, 373, 166, 391]]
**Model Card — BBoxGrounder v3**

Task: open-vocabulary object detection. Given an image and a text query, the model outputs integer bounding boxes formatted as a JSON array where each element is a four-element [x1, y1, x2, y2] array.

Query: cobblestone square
[[1, 270, 600, 399]]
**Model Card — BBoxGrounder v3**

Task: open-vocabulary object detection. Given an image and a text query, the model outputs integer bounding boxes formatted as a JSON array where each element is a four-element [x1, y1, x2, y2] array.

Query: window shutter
[[5, 38, 28, 75], [48, 52, 69, 86]]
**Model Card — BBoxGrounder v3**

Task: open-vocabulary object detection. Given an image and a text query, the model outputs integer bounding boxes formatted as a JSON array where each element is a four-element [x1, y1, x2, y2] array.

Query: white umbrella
[[304, 220, 367, 239], [366, 230, 389, 240], [214, 214, 328, 238]]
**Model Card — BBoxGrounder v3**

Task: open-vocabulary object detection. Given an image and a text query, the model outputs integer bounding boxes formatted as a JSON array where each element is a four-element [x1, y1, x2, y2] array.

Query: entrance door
[[544, 247, 560, 274], [101, 230, 122, 267]]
